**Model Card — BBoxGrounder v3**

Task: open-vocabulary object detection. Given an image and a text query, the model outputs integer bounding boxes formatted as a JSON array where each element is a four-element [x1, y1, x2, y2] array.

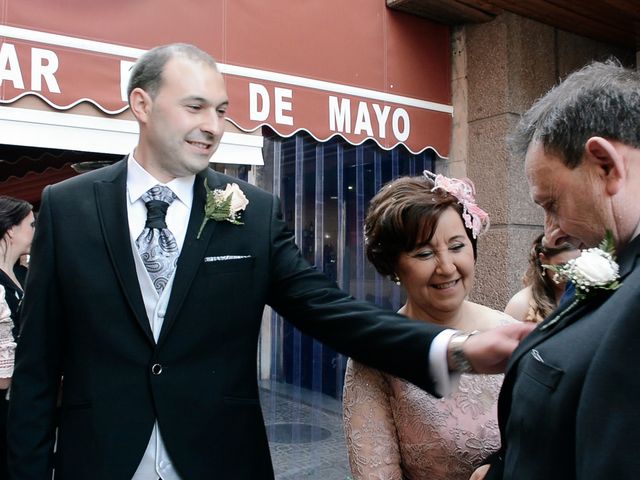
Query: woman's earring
[[392, 274, 401, 286]]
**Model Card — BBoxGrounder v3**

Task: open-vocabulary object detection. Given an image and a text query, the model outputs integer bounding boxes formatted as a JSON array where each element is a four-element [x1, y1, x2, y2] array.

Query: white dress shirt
[[430, 329, 460, 396], [126, 155, 194, 480]]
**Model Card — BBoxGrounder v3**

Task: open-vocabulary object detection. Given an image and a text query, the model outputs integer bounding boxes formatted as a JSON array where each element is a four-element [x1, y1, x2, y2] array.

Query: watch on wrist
[[449, 330, 480, 373]]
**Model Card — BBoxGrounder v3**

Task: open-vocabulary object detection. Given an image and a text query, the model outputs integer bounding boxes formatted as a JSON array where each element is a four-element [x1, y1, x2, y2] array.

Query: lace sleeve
[[343, 358, 404, 480], [0, 285, 16, 378]]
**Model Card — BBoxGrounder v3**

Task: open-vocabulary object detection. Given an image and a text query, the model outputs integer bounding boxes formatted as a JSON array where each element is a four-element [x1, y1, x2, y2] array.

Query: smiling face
[[132, 55, 229, 182], [395, 207, 475, 322]]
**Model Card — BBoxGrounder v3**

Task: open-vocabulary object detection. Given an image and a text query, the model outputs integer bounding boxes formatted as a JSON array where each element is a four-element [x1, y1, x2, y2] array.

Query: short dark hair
[[0, 195, 33, 240], [509, 59, 640, 168], [126, 43, 219, 103], [365, 176, 478, 279]]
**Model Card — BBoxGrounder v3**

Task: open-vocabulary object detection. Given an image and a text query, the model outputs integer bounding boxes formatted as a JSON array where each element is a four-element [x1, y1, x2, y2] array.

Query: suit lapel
[[507, 298, 590, 369], [616, 233, 640, 278], [497, 295, 594, 435], [157, 169, 225, 346], [94, 160, 155, 344]]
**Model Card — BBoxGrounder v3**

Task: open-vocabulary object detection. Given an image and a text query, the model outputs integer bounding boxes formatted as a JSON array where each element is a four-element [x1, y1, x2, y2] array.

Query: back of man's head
[[509, 60, 640, 168]]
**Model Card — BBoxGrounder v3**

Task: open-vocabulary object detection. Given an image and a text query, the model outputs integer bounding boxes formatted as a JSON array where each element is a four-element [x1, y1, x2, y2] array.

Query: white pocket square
[[204, 255, 252, 262]]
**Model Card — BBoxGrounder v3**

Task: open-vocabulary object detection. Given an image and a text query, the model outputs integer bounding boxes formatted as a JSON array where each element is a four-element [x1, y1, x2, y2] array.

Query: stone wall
[[450, 13, 635, 309]]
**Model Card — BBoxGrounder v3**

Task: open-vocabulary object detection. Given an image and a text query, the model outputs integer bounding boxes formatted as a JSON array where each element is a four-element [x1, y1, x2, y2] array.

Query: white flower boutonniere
[[197, 180, 249, 239], [541, 230, 621, 330], [545, 231, 621, 300]]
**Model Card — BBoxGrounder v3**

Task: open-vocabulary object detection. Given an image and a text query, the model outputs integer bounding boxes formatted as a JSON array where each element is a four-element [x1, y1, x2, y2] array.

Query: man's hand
[[450, 322, 536, 374], [470, 464, 490, 480]]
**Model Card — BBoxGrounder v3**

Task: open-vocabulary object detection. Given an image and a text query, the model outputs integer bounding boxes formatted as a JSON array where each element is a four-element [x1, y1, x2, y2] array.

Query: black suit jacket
[[487, 234, 640, 479], [8, 159, 442, 480]]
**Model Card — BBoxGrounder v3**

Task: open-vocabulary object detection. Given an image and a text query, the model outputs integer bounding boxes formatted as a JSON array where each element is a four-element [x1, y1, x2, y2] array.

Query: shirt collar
[[126, 153, 195, 209]]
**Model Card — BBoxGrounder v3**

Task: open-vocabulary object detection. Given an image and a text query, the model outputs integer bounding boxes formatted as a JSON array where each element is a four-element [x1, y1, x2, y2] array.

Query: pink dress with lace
[[343, 322, 508, 480]]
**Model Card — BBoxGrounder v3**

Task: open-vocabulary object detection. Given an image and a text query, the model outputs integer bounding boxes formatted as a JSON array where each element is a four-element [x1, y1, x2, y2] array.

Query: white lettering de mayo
[[329, 96, 410, 142]]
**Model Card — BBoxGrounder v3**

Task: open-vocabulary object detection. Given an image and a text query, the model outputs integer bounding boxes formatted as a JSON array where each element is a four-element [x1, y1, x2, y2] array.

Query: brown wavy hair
[[365, 176, 479, 279]]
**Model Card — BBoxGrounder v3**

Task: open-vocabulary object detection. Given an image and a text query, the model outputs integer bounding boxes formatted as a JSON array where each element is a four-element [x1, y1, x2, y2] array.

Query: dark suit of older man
[[483, 60, 640, 480], [488, 234, 640, 478]]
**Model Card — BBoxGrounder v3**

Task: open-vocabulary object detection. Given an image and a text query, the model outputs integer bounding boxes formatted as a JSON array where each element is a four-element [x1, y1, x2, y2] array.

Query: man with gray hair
[[476, 60, 640, 479]]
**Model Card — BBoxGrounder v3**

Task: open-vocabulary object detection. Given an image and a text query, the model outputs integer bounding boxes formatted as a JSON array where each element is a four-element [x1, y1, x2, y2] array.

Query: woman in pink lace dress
[[343, 173, 515, 480]]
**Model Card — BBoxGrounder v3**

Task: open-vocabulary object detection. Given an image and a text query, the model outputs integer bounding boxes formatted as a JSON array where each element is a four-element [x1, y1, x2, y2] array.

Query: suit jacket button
[[151, 363, 163, 375]]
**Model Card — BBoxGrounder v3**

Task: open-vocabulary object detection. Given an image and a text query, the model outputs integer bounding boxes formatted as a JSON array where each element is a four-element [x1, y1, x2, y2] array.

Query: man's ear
[[129, 87, 152, 124], [584, 136, 625, 196]]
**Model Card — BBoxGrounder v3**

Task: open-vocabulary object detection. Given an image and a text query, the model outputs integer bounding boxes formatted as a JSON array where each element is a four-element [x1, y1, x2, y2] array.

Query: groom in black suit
[[7, 44, 532, 480], [476, 61, 640, 479]]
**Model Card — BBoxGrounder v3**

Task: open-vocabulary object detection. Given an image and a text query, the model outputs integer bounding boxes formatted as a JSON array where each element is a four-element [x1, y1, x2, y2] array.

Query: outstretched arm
[[265, 195, 534, 390]]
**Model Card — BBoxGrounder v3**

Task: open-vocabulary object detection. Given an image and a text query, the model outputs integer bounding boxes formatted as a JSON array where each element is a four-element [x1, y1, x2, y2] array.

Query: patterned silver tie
[[136, 185, 179, 295]]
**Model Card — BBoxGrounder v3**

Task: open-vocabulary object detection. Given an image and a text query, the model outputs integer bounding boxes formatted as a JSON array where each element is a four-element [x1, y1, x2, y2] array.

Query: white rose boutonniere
[[541, 230, 621, 330], [571, 250, 619, 287], [545, 230, 621, 301], [197, 180, 249, 239]]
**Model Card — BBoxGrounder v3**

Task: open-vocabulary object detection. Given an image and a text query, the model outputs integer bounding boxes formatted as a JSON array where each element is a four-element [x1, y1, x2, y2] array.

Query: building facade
[[1, 1, 637, 475]]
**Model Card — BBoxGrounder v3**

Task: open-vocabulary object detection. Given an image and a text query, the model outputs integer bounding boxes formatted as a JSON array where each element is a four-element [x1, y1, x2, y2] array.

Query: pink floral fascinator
[[423, 170, 490, 239]]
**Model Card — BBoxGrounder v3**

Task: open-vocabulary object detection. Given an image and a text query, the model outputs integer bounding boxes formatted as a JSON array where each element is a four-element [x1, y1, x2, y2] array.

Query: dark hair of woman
[[0, 196, 33, 259], [364, 175, 478, 280]]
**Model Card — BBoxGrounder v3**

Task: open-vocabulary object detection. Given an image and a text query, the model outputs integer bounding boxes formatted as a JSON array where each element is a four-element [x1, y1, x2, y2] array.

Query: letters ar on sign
[[0, 42, 60, 93]]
